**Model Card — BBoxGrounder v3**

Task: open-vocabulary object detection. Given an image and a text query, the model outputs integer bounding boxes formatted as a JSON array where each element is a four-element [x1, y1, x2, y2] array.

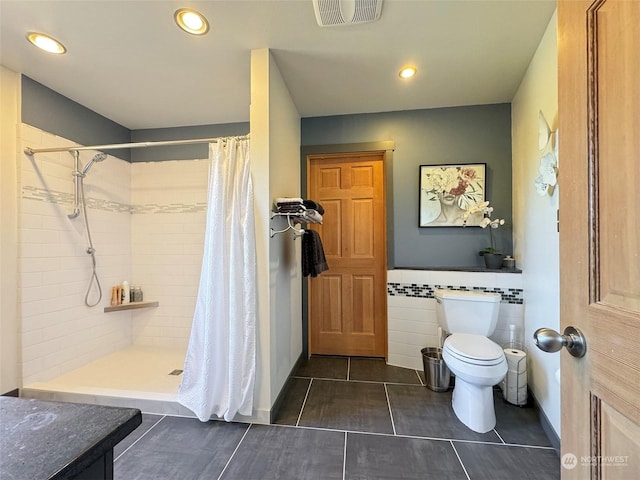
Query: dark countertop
[[392, 266, 522, 274], [1, 397, 141, 480]]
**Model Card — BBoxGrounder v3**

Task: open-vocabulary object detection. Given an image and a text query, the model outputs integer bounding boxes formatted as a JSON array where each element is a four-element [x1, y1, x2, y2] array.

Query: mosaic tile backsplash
[[388, 282, 524, 304], [386, 269, 524, 370]]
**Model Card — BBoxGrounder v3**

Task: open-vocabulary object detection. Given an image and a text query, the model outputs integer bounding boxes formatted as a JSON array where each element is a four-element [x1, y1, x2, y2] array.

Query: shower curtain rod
[[23, 134, 250, 155]]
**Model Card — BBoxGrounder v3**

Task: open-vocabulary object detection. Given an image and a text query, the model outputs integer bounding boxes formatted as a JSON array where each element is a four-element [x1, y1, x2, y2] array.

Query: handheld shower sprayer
[[69, 151, 107, 218], [81, 152, 108, 176], [68, 150, 107, 307]]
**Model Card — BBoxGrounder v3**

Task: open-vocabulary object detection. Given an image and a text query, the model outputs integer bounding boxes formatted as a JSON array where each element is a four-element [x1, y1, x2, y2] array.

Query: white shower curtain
[[177, 137, 256, 422]]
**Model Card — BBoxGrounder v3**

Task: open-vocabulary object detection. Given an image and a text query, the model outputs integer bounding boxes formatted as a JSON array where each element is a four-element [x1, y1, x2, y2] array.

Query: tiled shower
[[18, 123, 208, 390]]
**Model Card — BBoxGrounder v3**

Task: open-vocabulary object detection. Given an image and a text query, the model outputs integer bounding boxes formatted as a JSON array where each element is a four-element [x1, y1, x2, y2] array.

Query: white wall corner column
[[250, 48, 302, 422], [250, 48, 273, 422], [0, 66, 21, 394], [265, 52, 302, 407]]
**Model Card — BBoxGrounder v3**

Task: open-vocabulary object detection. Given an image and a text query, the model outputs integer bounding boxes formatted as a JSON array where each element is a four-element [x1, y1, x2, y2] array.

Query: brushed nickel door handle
[[533, 326, 587, 358]]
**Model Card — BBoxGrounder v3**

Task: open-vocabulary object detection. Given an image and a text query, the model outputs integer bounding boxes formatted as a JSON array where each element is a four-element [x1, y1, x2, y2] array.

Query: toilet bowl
[[442, 333, 507, 433], [434, 289, 507, 433]]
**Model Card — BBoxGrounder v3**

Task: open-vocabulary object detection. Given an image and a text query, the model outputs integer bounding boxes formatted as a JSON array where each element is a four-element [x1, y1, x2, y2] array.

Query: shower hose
[[80, 178, 102, 307]]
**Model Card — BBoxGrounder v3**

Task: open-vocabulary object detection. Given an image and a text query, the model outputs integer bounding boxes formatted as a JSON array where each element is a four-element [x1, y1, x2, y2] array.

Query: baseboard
[[528, 389, 561, 453], [1, 388, 19, 397], [22, 386, 272, 425], [270, 352, 305, 424], [232, 408, 271, 425]]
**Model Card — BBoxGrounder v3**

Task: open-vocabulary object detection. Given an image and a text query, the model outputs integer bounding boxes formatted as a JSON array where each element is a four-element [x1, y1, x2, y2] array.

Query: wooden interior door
[[559, 0, 640, 477], [308, 152, 387, 357]]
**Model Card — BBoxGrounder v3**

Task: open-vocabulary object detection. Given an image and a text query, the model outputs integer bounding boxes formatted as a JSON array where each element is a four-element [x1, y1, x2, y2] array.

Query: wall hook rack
[[270, 200, 323, 239], [270, 213, 306, 238]]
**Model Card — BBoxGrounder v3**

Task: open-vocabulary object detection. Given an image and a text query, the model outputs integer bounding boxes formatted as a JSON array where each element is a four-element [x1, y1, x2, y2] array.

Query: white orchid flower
[[461, 200, 490, 222], [539, 152, 557, 186], [535, 175, 549, 196], [465, 200, 506, 253], [472, 201, 490, 213]]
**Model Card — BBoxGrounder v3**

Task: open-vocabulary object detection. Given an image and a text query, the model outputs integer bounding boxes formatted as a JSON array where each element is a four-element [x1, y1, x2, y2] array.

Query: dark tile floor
[[113, 356, 560, 480]]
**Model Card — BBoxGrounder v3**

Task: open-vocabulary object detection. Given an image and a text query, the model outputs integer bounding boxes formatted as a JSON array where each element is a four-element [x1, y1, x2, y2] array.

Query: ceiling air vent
[[313, 0, 383, 27]]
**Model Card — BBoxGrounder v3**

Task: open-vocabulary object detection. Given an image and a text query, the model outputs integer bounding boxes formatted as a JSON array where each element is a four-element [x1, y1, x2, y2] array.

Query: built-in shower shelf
[[104, 301, 159, 313]]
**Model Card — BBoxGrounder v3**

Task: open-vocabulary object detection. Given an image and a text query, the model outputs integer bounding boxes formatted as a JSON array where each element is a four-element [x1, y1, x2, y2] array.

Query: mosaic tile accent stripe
[[387, 282, 523, 304], [130, 203, 207, 214], [22, 186, 207, 214], [22, 185, 74, 206], [89, 198, 132, 214]]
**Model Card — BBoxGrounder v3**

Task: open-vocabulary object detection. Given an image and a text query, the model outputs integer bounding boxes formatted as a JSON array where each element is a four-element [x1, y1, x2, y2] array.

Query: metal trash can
[[421, 347, 451, 392]]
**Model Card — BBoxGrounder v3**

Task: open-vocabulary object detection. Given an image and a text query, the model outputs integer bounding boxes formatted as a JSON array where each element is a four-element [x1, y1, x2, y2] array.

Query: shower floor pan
[[21, 345, 197, 417]]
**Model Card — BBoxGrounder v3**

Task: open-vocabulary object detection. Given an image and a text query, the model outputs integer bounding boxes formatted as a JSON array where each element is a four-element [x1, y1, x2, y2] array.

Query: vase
[[483, 253, 504, 269]]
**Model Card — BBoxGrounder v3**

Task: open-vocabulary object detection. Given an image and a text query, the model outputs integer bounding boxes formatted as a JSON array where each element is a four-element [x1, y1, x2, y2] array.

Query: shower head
[[81, 152, 108, 176]]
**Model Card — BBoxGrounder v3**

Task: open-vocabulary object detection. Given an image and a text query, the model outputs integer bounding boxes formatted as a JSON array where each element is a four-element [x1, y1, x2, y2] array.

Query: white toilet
[[434, 289, 507, 433]]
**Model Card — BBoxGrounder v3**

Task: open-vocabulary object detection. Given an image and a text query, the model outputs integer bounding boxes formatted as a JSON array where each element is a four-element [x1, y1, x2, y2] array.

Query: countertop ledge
[[1, 396, 141, 479], [392, 266, 522, 274]]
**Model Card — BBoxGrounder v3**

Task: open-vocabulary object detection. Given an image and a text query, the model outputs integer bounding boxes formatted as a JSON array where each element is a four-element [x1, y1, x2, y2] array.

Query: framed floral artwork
[[419, 163, 486, 227]]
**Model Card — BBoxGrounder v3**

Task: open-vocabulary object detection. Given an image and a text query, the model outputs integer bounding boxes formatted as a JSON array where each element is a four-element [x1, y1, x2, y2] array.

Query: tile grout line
[[216, 423, 252, 480], [267, 421, 557, 450], [292, 375, 421, 387], [489, 441, 557, 450], [450, 440, 471, 480], [342, 431, 347, 480], [114, 414, 166, 463], [383, 383, 397, 436], [296, 378, 314, 427], [285, 359, 556, 454]]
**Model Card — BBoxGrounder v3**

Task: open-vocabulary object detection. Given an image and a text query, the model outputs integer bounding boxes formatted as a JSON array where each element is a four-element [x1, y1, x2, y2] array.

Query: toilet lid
[[444, 333, 504, 363]]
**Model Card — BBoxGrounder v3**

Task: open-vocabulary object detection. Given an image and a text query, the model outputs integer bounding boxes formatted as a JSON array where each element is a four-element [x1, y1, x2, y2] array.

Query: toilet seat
[[444, 333, 504, 366], [443, 334, 508, 388]]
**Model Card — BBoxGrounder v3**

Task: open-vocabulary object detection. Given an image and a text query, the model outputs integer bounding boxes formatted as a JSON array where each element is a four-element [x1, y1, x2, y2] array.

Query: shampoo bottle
[[122, 281, 130, 304]]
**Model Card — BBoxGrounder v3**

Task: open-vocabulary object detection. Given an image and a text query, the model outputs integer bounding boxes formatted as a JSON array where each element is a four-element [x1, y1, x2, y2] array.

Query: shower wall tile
[[21, 257, 60, 273], [131, 159, 208, 205], [130, 159, 207, 348], [387, 269, 525, 371], [20, 123, 43, 144], [19, 124, 133, 386], [42, 160, 72, 181]]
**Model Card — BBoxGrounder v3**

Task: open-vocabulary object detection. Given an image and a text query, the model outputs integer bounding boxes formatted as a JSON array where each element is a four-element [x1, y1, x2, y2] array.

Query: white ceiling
[[0, 0, 556, 130]]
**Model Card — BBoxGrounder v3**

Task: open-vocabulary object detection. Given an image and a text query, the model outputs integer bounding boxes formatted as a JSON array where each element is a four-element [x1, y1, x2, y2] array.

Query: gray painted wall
[[21, 76, 132, 161], [301, 104, 513, 268], [20, 76, 249, 162], [131, 123, 249, 162]]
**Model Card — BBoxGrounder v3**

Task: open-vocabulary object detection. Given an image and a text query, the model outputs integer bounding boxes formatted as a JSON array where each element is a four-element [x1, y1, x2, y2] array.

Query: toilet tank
[[434, 289, 501, 335]]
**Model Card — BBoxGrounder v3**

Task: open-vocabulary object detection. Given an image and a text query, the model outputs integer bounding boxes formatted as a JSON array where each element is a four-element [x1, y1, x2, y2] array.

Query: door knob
[[533, 326, 587, 358]]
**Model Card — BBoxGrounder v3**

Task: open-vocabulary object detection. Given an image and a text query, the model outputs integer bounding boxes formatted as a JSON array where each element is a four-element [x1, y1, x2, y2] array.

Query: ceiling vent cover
[[313, 0, 383, 27]]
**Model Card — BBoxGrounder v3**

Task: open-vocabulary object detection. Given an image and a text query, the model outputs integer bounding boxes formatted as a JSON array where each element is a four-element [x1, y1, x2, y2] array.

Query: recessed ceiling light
[[399, 66, 417, 79], [174, 8, 209, 35], [26, 32, 67, 54]]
